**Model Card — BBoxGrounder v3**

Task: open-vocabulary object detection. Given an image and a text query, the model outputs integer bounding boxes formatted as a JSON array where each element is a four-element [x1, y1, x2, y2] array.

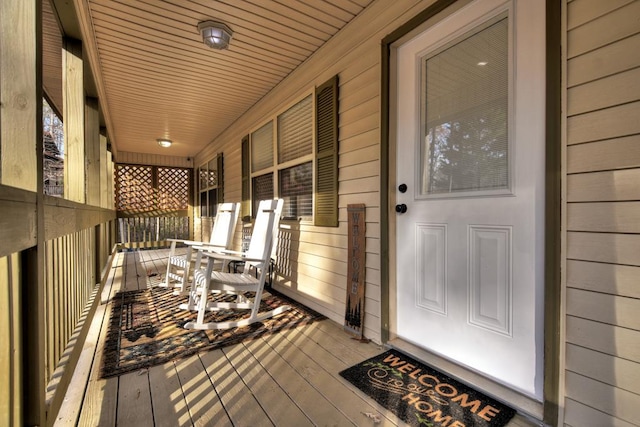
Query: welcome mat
[[340, 350, 516, 427], [101, 287, 323, 378]]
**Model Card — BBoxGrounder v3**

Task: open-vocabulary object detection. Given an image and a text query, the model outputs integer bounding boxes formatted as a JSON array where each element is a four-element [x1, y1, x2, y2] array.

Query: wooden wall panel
[[567, 232, 640, 266], [567, 101, 640, 145], [567, 288, 640, 331], [567, 260, 640, 299], [567, 169, 640, 201], [566, 0, 635, 30], [567, 135, 640, 173], [567, 67, 640, 115], [564, 399, 635, 427], [567, 202, 640, 232], [566, 344, 640, 396], [564, 1, 640, 424], [567, 33, 640, 87], [567, 1, 640, 58], [565, 371, 640, 426], [566, 316, 640, 361]]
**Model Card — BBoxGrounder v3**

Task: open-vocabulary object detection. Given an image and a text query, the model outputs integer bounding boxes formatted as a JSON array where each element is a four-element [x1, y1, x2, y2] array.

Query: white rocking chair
[[182, 199, 287, 330], [163, 202, 240, 294]]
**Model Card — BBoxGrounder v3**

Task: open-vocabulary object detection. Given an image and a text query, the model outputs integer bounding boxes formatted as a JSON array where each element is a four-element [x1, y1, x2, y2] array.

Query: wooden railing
[[0, 186, 117, 427], [117, 215, 190, 249]]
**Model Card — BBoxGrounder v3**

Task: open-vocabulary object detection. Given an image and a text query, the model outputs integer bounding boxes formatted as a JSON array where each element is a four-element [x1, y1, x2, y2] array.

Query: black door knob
[[395, 204, 407, 214], [398, 183, 408, 193]]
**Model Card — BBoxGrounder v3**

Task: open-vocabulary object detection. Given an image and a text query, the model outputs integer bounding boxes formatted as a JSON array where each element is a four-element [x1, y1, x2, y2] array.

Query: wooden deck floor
[[54, 249, 540, 427]]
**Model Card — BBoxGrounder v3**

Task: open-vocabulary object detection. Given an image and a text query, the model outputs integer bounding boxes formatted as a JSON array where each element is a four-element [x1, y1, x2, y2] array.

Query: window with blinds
[[244, 76, 338, 226], [251, 121, 273, 173], [251, 173, 274, 218], [279, 162, 312, 219], [277, 94, 313, 219], [278, 95, 313, 164], [420, 16, 509, 196], [198, 154, 223, 217]]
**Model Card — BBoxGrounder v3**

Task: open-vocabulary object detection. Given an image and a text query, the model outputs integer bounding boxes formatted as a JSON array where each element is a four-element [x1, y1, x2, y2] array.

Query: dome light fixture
[[157, 138, 172, 148], [197, 20, 233, 50]]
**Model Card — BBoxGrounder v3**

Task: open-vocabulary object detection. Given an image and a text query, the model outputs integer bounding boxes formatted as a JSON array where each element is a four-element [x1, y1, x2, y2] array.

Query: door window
[[420, 16, 509, 197]]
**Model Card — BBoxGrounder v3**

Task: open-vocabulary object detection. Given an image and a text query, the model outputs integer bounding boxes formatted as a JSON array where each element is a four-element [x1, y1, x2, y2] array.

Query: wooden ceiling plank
[[89, 0, 313, 62], [96, 42, 281, 92], [100, 69, 264, 107], [134, 0, 320, 52], [93, 28, 286, 83], [90, 12, 299, 72], [270, 0, 351, 28], [191, 0, 334, 39]]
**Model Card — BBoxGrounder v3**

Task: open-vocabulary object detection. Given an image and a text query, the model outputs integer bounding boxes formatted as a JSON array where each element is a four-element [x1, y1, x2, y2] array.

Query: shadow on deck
[[53, 249, 538, 426]]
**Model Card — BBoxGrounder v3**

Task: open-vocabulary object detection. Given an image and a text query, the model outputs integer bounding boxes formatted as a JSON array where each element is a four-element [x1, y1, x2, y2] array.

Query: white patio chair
[[162, 202, 240, 294], [182, 198, 287, 330]]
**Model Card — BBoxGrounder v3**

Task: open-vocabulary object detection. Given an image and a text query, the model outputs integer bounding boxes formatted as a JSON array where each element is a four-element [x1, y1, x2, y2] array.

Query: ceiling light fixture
[[197, 20, 233, 50], [157, 138, 172, 148]]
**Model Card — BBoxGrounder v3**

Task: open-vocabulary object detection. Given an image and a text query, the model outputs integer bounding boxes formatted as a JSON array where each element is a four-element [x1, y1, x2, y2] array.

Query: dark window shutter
[[315, 75, 339, 227], [241, 135, 251, 220], [217, 153, 224, 204]]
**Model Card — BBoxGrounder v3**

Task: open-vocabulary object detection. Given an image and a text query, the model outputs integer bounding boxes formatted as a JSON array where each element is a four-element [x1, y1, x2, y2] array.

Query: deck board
[[148, 361, 188, 426], [58, 249, 539, 427], [221, 343, 314, 426], [244, 336, 354, 425], [201, 348, 274, 426]]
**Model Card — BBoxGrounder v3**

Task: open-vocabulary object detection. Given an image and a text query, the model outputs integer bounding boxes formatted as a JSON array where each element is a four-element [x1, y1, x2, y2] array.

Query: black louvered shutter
[[217, 153, 224, 204], [315, 75, 339, 226], [241, 135, 251, 221]]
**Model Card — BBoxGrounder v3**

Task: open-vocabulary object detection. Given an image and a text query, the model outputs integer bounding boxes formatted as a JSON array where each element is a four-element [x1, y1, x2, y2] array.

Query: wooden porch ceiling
[[44, 0, 375, 158]]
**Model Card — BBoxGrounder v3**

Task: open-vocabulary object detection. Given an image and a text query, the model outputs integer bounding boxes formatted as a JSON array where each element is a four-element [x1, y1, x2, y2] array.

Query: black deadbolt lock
[[398, 183, 407, 193], [395, 204, 407, 214]]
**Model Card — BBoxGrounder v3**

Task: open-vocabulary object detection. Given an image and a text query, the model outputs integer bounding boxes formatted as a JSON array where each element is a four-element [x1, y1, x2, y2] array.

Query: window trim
[[248, 89, 316, 223], [197, 153, 223, 218]]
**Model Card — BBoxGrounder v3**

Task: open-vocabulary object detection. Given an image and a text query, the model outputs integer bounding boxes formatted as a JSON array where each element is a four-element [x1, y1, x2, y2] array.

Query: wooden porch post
[[0, 0, 39, 192], [85, 97, 100, 206], [99, 130, 108, 208], [63, 38, 85, 204], [1, 1, 44, 426]]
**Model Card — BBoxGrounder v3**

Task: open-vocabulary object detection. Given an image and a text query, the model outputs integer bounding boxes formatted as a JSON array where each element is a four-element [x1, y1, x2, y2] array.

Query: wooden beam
[[85, 97, 100, 206], [0, 187, 37, 258], [63, 38, 85, 204], [0, 0, 38, 192]]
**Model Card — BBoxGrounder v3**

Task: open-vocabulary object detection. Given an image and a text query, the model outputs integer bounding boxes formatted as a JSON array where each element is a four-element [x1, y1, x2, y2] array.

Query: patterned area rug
[[101, 287, 323, 378], [340, 350, 516, 427]]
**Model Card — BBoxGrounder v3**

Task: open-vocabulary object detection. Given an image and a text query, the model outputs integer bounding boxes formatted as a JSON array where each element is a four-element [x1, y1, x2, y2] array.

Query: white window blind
[[279, 162, 312, 219], [278, 95, 313, 164], [421, 17, 509, 195], [251, 121, 273, 173]]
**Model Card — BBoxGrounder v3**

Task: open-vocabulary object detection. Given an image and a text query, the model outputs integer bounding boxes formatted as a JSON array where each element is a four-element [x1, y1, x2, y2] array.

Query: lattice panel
[[116, 165, 154, 212], [116, 165, 190, 213], [158, 167, 189, 210]]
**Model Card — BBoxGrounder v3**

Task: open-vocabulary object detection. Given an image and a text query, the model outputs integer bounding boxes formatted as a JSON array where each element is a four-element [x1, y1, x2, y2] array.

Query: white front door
[[395, 0, 545, 398]]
